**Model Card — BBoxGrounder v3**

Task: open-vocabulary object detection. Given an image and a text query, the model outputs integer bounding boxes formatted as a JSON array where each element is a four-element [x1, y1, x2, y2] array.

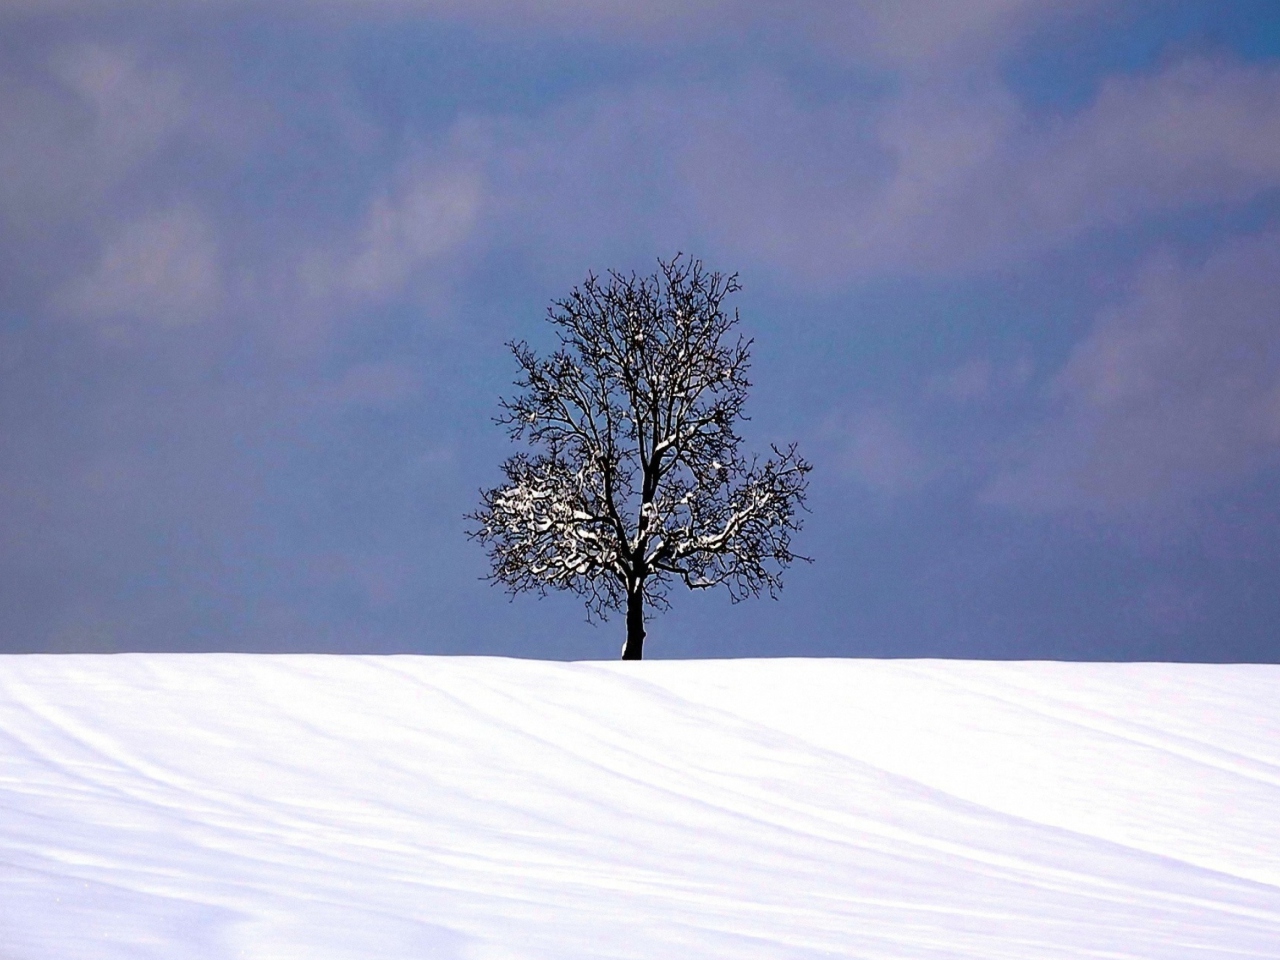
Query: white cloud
[[681, 56, 1280, 281], [342, 166, 482, 300], [985, 230, 1280, 511], [1027, 58, 1280, 230], [927, 355, 1035, 403], [315, 360, 421, 411], [292, 160, 480, 311], [825, 408, 928, 494], [57, 204, 222, 328], [0, 43, 190, 233], [49, 43, 190, 176], [13, 9, 1275, 316], [245, 156, 484, 356]]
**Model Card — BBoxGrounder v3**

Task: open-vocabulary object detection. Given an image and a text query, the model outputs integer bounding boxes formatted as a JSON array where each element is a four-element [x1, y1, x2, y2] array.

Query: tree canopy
[[469, 256, 810, 659]]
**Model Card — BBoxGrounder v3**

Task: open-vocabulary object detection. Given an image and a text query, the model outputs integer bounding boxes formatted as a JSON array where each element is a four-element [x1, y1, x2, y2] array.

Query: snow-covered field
[[1, 655, 1278, 959]]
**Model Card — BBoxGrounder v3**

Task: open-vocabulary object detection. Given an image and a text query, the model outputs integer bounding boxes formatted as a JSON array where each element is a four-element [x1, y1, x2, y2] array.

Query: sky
[[1, 0, 1279, 661]]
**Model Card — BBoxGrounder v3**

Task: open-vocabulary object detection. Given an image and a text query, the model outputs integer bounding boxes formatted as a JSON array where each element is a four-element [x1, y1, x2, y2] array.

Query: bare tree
[[468, 256, 811, 660]]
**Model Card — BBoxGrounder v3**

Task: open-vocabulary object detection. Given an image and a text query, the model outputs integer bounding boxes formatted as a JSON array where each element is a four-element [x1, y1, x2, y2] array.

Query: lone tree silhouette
[[468, 256, 810, 660]]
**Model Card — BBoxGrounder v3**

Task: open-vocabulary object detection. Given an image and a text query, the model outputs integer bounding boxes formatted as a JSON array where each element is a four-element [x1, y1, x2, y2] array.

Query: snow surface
[[2, 655, 1278, 959]]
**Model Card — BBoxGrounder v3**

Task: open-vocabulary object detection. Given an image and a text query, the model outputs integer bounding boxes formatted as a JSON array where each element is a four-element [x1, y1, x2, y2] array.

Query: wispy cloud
[[987, 230, 1280, 511], [823, 408, 929, 494], [682, 56, 1280, 280], [48, 42, 190, 176], [927, 355, 1035, 404], [304, 160, 482, 306], [56, 203, 222, 329]]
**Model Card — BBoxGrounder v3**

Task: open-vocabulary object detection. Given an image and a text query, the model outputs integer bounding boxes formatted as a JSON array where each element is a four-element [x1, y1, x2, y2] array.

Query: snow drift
[[1, 655, 1277, 959]]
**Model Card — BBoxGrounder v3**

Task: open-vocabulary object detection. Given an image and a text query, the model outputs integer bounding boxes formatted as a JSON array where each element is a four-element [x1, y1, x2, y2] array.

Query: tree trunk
[[621, 589, 645, 660]]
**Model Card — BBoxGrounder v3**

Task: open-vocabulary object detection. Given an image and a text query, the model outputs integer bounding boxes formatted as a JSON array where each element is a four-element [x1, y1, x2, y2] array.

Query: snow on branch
[[468, 255, 811, 653]]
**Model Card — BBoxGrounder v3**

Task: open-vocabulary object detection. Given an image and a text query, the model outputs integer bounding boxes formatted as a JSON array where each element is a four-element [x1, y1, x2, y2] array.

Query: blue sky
[[2, 0, 1279, 660]]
